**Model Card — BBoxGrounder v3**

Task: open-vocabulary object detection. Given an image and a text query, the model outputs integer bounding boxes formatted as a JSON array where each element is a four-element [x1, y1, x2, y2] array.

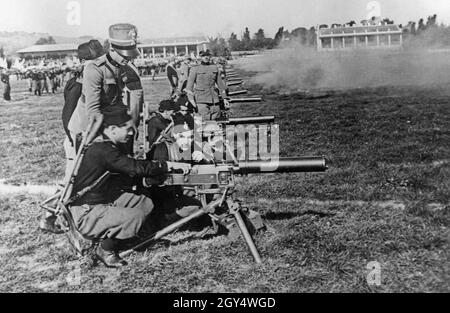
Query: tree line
[[208, 14, 450, 56]]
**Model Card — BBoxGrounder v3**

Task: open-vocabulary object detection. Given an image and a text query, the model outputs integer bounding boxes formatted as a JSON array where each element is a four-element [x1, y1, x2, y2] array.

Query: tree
[[291, 27, 308, 45], [242, 27, 251, 42], [228, 32, 242, 51], [274, 26, 284, 45], [35, 36, 56, 45], [208, 36, 229, 57], [242, 27, 252, 50], [252, 28, 266, 49]]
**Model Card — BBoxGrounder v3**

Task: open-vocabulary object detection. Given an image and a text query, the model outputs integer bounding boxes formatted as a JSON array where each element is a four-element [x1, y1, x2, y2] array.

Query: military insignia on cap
[[183, 122, 189, 131], [128, 29, 137, 41]]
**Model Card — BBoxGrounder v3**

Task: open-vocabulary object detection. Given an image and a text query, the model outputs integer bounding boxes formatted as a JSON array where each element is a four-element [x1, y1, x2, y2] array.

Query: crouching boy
[[68, 104, 190, 267]]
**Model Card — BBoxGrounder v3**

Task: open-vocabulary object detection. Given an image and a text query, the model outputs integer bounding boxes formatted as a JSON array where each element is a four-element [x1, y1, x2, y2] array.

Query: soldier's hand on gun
[[192, 150, 205, 162], [223, 99, 230, 109], [167, 162, 191, 175]]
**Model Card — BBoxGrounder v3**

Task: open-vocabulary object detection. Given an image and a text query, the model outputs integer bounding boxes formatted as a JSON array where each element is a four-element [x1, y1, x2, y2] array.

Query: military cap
[[172, 114, 194, 133], [77, 40, 105, 61], [158, 99, 179, 112], [103, 104, 132, 127], [108, 23, 140, 58]]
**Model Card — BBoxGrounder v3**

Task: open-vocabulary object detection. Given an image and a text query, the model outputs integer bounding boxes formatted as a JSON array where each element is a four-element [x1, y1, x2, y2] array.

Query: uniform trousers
[[197, 102, 220, 121], [69, 192, 154, 241]]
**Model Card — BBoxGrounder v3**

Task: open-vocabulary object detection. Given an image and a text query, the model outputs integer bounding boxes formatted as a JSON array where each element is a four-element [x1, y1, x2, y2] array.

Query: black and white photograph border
[[0, 0, 448, 296]]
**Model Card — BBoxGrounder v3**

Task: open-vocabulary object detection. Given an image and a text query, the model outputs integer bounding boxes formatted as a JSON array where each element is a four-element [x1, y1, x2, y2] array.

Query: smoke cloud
[[233, 41, 450, 93]]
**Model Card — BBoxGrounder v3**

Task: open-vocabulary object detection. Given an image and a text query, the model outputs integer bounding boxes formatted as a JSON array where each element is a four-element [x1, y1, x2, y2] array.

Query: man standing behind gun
[[62, 40, 105, 183], [186, 50, 229, 121], [68, 104, 191, 267], [68, 23, 141, 146]]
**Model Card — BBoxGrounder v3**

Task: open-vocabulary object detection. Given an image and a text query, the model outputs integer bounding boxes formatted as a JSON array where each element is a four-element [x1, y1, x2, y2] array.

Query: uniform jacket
[[186, 64, 227, 104], [147, 113, 172, 147], [70, 136, 168, 206], [122, 63, 143, 127], [68, 55, 123, 135]]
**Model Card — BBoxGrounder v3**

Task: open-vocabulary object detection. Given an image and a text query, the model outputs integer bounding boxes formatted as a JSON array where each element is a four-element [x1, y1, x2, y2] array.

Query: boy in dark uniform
[[68, 104, 191, 267]]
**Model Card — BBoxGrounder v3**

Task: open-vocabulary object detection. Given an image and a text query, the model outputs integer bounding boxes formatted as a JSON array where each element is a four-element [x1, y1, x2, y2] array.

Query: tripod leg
[[228, 200, 262, 263]]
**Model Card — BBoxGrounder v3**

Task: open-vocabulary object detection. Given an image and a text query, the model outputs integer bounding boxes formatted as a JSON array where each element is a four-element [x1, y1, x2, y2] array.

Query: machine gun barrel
[[227, 80, 243, 86], [160, 157, 327, 187], [228, 90, 248, 96], [228, 97, 262, 103], [235, 157, 327, 174], [214, 115, 275, 125]]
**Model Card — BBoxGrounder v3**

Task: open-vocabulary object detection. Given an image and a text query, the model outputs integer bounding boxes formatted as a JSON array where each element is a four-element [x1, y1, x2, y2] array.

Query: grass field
[[0, 65, 448, 292]]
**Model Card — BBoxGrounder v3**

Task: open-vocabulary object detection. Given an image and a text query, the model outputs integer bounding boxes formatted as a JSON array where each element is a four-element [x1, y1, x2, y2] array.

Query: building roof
[[16, 36, 209, 55], [318, 25, 402, 37], [140, 36, 208, 44], [138, 36, 208, 48], [17, 43, 78, 54]]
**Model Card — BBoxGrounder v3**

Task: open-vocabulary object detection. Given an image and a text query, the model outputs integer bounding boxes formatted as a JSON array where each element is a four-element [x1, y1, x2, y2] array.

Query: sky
[[0, 0, 449, 39]]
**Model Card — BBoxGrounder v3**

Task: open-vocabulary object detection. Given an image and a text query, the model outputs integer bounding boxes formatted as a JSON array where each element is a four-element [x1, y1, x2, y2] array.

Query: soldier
[[32, 70, 42, 96], [1, 69, 11, 101], [186, 50, 229, 121], [41, 70, 49, 94], [39, 40, 106, 235], [149, 118, 219, 234], [146, 99, 179, 150], [48, 69, 57, 93], [63, 40, 105, 182], [68, 23, 140, 149], [68, 104, 191, 267]]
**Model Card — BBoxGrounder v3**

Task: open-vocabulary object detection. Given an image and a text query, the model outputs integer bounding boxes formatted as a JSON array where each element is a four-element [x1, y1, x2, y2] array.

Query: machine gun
[[227, 89, 248, 96], [227, 97, 262, 103], [213, 115, 275, 125], [120, 157, 328, 263], [227, 80, 243, 87]]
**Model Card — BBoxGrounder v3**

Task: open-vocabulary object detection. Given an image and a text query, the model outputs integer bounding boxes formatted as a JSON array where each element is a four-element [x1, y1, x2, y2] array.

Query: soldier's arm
[[186, 67, 196, 104], [147, 117, 165, 146], [128, 88, 143, 128], [216, 70, 228, 99], [102, 144, 168, 178], [83, 62, 103, 117]]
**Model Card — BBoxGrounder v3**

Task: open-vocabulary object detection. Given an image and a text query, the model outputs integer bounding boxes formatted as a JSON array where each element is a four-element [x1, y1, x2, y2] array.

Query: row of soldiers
[[25, 69, 66, 95], [43, 23, 238, 268]]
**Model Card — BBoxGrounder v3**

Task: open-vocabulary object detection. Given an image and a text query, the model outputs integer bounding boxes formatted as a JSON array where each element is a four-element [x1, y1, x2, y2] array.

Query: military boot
[[95, 243, 127, 268]]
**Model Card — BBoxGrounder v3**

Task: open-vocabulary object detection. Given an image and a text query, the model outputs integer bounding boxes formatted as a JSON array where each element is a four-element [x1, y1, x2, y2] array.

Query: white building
[[317, 25, 403, 51]]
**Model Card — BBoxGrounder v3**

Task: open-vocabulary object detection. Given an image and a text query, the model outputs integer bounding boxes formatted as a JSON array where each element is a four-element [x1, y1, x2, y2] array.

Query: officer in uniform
[[186, 50, 229, 121], [1, 69, 11, 101], [68, 104, 191, 267], [68, 23, 140, 143]]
